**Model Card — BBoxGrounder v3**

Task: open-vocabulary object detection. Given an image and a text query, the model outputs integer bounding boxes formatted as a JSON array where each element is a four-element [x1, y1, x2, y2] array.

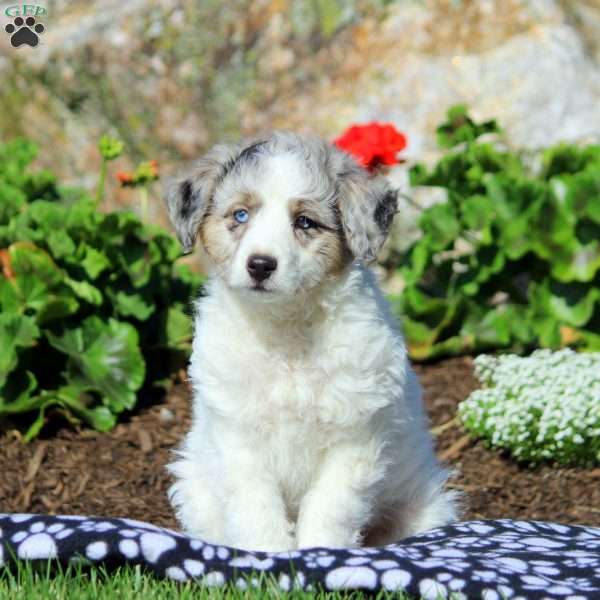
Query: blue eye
[[233, 209, 249, 224], [295, 215, 318, 230]]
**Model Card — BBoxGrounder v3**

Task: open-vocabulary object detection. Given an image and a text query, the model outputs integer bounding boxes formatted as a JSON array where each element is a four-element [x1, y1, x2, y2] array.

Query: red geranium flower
[[115, 160, 159, 187], [116, 171, 134, 185], [334, 122, 407, 172]]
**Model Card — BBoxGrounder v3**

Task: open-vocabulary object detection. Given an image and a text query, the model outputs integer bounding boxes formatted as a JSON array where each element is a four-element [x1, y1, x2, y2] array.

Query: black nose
[[247, 254, 278, 282]]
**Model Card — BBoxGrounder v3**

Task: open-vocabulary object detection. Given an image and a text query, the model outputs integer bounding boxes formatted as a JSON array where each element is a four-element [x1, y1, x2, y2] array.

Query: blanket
[[1, 514, 599, 598]]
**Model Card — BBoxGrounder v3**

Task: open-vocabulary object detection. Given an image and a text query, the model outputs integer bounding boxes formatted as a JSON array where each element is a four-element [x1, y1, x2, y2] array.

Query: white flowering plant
[[458, 349, 600, 466]]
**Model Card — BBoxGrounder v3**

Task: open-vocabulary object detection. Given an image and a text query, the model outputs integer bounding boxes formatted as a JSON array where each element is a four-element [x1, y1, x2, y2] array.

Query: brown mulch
[[1, 357, 599, 530]]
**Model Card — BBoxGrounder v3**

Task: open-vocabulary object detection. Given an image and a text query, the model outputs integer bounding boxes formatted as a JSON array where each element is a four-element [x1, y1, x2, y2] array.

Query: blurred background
[[2, 0, 600, 218]]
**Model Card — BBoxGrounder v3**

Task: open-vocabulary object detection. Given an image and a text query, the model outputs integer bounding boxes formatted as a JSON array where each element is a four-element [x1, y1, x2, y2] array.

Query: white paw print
[[228, 554, 275, 570], [276, 571, 307, 590], [564, 576, 596, 591], [113, 527, 177, 563], [472, 569, 502, 584], [11, 520, 74, 560], [80, 520, 117, 533], [303, 549, 336, 569], [389, 546, 424, 560]]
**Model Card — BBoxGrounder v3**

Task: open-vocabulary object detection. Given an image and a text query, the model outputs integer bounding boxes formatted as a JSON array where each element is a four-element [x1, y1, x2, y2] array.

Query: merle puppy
[[166, 132, 459, 551]]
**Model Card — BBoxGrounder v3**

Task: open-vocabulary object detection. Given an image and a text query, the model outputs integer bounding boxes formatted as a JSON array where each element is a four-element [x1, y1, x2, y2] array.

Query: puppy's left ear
[[335, 161, 398, 262], [165, 143, 241, 253]]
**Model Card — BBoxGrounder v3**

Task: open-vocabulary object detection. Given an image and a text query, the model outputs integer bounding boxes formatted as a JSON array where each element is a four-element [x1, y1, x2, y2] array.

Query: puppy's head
[[166, 131, 396, 301]]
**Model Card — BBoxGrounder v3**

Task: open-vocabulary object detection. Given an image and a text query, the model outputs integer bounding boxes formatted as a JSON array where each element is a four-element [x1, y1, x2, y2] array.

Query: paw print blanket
[[1, 514, 599, 598]]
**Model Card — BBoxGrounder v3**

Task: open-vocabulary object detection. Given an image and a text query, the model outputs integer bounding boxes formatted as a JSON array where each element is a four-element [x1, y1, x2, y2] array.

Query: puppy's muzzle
[[247, 254, 278, 282]]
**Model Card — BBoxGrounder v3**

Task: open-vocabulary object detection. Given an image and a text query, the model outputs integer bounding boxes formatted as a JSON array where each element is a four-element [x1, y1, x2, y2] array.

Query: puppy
[[166, 132, 459, 551]]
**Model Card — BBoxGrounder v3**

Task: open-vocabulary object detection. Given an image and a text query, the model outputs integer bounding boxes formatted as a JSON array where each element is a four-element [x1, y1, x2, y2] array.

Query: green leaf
[[460, 194, 494, 231], [78, 244, 110, 279], [0, 314, 40, 386], [23, 403, 51, 442], [53, 385, 117, 431], [401, 316, 439, 360], [0, 138, 38, 174], [118, 239, 161, 287], [79, 405, 116, 431], [173, 263, 204, 289], [0, 370, 38, 413], [456, 245, 505, 296], [402, 237, 431, 285], [154, 232, 183, 263], [0, 181, 27, 222], [533, 279, 600, 327], [64, 277, 103, 306], [530, 315, 562, 349], [541, 143, 600, 179], [99, 210, 141, 239], [27, 201, 67, 230], [0, 277, 20, 312], [47, 230, 76, 258], [419, 203, 460, 251], [46, 317, 145, 413], [463, 305, 532, 349], [579, 329, 600, 351], [551, 240, 600, 283], [109, 288, 155, 320], [436, 104, 500, 149], [400, 290, 465, 359], [10, 241, 62, 288], [165, 306, 193, 350], [7, 242, 79, 323], [20, 385, 118, 440]]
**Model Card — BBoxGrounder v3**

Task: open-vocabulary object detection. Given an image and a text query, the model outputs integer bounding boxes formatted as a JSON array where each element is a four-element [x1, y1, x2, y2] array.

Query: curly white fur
[[166, 132, 459, 551]]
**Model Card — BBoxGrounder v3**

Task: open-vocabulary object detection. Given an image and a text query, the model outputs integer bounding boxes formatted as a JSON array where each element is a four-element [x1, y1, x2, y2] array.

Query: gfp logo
[[4, 4, 46, 47], [5, 4, 46, 17]]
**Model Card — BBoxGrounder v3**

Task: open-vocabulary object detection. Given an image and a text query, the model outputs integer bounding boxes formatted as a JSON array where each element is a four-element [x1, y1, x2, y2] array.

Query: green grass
[[0, 561, 414, 599]]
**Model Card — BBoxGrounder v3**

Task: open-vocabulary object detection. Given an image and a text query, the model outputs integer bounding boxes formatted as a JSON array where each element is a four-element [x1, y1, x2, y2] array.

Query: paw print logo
[[5, 16, 45, 48]]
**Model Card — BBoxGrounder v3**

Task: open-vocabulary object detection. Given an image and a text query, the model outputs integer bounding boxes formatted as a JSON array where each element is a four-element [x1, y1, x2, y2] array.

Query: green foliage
[[395, 106, 600, 360], [0, 139, 202, 440], [435, 104, 500, 149]]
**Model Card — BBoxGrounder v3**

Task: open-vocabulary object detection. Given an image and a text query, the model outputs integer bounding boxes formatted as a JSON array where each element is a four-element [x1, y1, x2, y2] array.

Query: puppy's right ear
[[166, 143, 240, 253]]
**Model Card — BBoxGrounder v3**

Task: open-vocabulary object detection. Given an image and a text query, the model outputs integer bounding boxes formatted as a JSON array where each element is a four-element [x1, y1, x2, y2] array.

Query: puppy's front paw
[[229, 531, 295, 552], [225, 516, 296, 552], [296, 526, 360, 549]]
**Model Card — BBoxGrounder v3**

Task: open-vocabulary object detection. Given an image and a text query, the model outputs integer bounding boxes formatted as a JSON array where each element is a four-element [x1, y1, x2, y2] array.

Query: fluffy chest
[[193, 333, 399, 457], [196, 333, 345, 429], [189, 276, 404, 437]]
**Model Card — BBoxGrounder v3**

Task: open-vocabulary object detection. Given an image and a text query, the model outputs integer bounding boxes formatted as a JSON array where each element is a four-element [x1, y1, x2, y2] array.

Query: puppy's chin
[[229, 282, 291, 305]]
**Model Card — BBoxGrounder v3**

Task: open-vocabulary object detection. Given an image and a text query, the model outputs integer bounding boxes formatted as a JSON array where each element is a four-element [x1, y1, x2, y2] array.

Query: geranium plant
[[394, 106, 600, 360], [0, 138, 202, 440]]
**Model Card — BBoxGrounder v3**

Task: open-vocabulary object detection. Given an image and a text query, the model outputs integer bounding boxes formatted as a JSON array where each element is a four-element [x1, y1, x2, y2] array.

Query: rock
[[158, 407, 176, 427], [1, 0, 598, 232]]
